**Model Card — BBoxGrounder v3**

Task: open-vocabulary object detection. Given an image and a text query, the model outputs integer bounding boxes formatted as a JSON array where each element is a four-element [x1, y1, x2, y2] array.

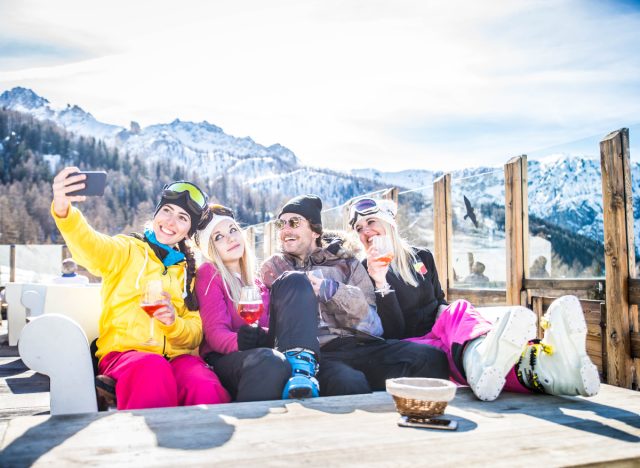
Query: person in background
[[194, 204, 292, 401], [349, 197, 600, 400], [51, 166, 230, 410], [258, 194, 450, 398], [51, 258, 90, 285]]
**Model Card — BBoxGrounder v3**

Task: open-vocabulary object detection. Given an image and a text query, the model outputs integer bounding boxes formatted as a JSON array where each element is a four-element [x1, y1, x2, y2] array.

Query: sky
[[0, 0, 639, 172]]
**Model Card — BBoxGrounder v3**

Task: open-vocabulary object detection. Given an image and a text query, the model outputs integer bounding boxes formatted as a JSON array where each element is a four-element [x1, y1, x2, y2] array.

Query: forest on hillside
[[0, 109, 283, 244]]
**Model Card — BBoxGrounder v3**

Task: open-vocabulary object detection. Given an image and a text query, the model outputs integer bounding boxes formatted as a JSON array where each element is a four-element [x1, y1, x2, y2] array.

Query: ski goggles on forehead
[[274, 216, 306, 230], [210, 204, 235, 219], [349, 198, 381, 227], [162, 181, 208, 210]]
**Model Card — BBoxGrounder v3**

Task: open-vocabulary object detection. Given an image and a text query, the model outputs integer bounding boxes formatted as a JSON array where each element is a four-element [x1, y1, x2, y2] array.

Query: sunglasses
[[274, 216, 306, 230], [349, 198, 381, 227], [163, 181, 208, 212], [210, 204, 235, 219]]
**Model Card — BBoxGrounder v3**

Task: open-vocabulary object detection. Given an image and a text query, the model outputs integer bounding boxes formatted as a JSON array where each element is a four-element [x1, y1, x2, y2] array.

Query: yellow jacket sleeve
[[51, 203, 129, 277]]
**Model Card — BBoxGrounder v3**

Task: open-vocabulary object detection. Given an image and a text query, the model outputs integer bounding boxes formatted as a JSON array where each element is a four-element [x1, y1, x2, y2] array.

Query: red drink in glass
[[375, 253, 395, 266], [141, 303, 163, 317], [238, 302, 264, 325]]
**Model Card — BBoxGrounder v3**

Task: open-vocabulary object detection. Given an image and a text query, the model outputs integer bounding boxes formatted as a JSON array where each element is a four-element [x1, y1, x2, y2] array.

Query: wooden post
[[600, 128, 635, 388], [10, 244, 16, 283], [433, 174, 452, 298], [381, 187, 399, 205], [505, 155, 528, 306], [263, 221, 276, 259], [245, 226, 256, 256]]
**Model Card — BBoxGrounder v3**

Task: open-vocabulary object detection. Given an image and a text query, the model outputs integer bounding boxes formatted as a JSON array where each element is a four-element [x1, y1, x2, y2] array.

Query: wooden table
[[1, 385, 639, 467]]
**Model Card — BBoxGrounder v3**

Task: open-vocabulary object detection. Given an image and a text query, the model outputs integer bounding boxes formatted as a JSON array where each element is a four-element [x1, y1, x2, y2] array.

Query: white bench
[[16, 284, 102, 415], [6, 282, 48, 346]]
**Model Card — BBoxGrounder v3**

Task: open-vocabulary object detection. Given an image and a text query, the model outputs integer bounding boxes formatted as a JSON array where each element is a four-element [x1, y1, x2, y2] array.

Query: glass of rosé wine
[[140, 280, 163, 346], [371, 235, 395, 294], [238, 286, 264, 327], [372, 235, 395, 266]]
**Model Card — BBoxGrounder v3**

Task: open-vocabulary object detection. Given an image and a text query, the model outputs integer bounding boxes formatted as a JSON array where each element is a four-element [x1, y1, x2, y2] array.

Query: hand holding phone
[[52, 167, 107, 218], [67, 171, 107, 196]]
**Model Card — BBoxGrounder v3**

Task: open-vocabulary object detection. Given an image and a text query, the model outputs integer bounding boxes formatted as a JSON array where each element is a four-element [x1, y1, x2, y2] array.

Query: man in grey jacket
[[257, 194, 449, 397]]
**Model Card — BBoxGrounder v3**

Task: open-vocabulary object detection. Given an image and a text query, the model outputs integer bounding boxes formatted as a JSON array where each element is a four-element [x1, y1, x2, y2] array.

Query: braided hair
[[177, 238, 199, 310]]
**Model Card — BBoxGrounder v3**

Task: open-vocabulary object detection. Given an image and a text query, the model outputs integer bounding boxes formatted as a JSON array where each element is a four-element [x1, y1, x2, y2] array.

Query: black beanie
[[278, 194, 323, 227], [154, 190, 204, 236]]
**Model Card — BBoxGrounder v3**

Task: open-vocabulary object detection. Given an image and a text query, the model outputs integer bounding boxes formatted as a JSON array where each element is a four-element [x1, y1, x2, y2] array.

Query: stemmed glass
[[371, 235, 395, 293], [140, 280, 163, 346], [238, 286, 264, 327]]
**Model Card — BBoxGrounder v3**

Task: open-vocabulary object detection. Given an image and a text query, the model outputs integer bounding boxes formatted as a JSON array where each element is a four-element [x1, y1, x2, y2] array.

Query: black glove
[[325, 237, 344, 256], [237, 325, 270, 351]]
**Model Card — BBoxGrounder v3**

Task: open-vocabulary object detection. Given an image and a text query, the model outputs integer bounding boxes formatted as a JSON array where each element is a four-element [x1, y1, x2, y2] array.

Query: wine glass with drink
[[371, 235, 395, 293], [140, 279, 163, 346], [238, 285, 264, 327], [372, 235, 394, 266]]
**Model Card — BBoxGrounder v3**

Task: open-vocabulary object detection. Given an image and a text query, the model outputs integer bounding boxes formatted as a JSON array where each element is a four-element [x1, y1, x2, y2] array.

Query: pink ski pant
[[99, 350, 231, 410], [404, 299, 529, 393]]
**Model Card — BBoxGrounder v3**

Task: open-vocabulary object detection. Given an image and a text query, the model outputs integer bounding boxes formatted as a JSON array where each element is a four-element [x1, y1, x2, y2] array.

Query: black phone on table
[[397, 416, 458, 431], [67, 171, 107, 196]]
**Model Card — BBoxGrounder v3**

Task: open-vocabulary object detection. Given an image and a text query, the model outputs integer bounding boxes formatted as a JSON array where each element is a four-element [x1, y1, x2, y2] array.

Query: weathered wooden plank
[[631, 331, 640, 359], [600, 128, 634, 388], [263, 221, 275, 259], [433, 174, 452, 299], [446, 288, 506, 306], [525, 278, 605, 294], [244, 226, 256, 257], [505, 156, 528, 305], [1, 387, 638, 467], [532, 296, 544, 339], [627, 278, 640, 304]]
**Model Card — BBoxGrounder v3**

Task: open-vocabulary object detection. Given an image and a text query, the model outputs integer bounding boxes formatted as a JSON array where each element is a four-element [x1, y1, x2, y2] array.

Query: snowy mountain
[[2, 86, 637, 259], [115, 118, 299, 181], [0, 87, 123, 141]]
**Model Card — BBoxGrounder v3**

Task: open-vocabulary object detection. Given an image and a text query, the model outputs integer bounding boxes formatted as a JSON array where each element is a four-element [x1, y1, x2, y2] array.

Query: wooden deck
[[1, 321, 639, 467]]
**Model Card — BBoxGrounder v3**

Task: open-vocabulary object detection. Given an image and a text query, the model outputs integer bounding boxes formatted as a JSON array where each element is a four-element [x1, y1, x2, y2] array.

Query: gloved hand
[[237, 325, 270, 351]]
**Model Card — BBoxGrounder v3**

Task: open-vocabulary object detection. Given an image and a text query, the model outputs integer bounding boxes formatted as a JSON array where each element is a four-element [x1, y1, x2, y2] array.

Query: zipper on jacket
[[162, 266, 168, 275], [162, 336, 169, 360]]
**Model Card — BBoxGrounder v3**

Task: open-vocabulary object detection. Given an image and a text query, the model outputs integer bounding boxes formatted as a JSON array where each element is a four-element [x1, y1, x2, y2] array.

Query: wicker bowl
[[386, 378, 457, 418]]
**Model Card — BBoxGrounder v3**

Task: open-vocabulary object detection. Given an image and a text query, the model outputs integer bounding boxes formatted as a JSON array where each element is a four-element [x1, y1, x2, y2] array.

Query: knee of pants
[[448, 299, 472, 314], [421, 346, 450, 380], [243, 348, 291, 380], [127, 353, 173, 381], [272, 270, 311, 291], [319, 364, 370, 396]]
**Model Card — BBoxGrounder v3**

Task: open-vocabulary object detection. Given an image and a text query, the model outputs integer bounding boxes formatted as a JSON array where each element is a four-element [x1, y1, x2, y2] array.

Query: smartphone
[[397, 416, 458, 431], [67, 171, 107, 196]]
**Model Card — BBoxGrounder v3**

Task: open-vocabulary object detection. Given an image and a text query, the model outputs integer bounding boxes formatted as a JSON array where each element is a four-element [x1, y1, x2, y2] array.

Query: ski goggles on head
[[210, 204, 235, 219], [162, 181, 208, 212], [274, 216, 307, 230], [348, 198, 381, 227]]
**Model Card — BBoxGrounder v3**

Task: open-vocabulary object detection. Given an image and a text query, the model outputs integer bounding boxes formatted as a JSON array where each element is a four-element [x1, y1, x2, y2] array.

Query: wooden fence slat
[[263, 221, 275, 260], [446, 288, 506, 305], [433, 174, 452, 299], [504, 156, 528, 305], [600, 128, 634, 388]]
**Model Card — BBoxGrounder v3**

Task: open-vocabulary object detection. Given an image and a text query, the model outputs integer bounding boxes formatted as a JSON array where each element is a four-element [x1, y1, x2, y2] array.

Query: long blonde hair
[[206, 222, 256, 304], [378, 219, 420, 288]]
